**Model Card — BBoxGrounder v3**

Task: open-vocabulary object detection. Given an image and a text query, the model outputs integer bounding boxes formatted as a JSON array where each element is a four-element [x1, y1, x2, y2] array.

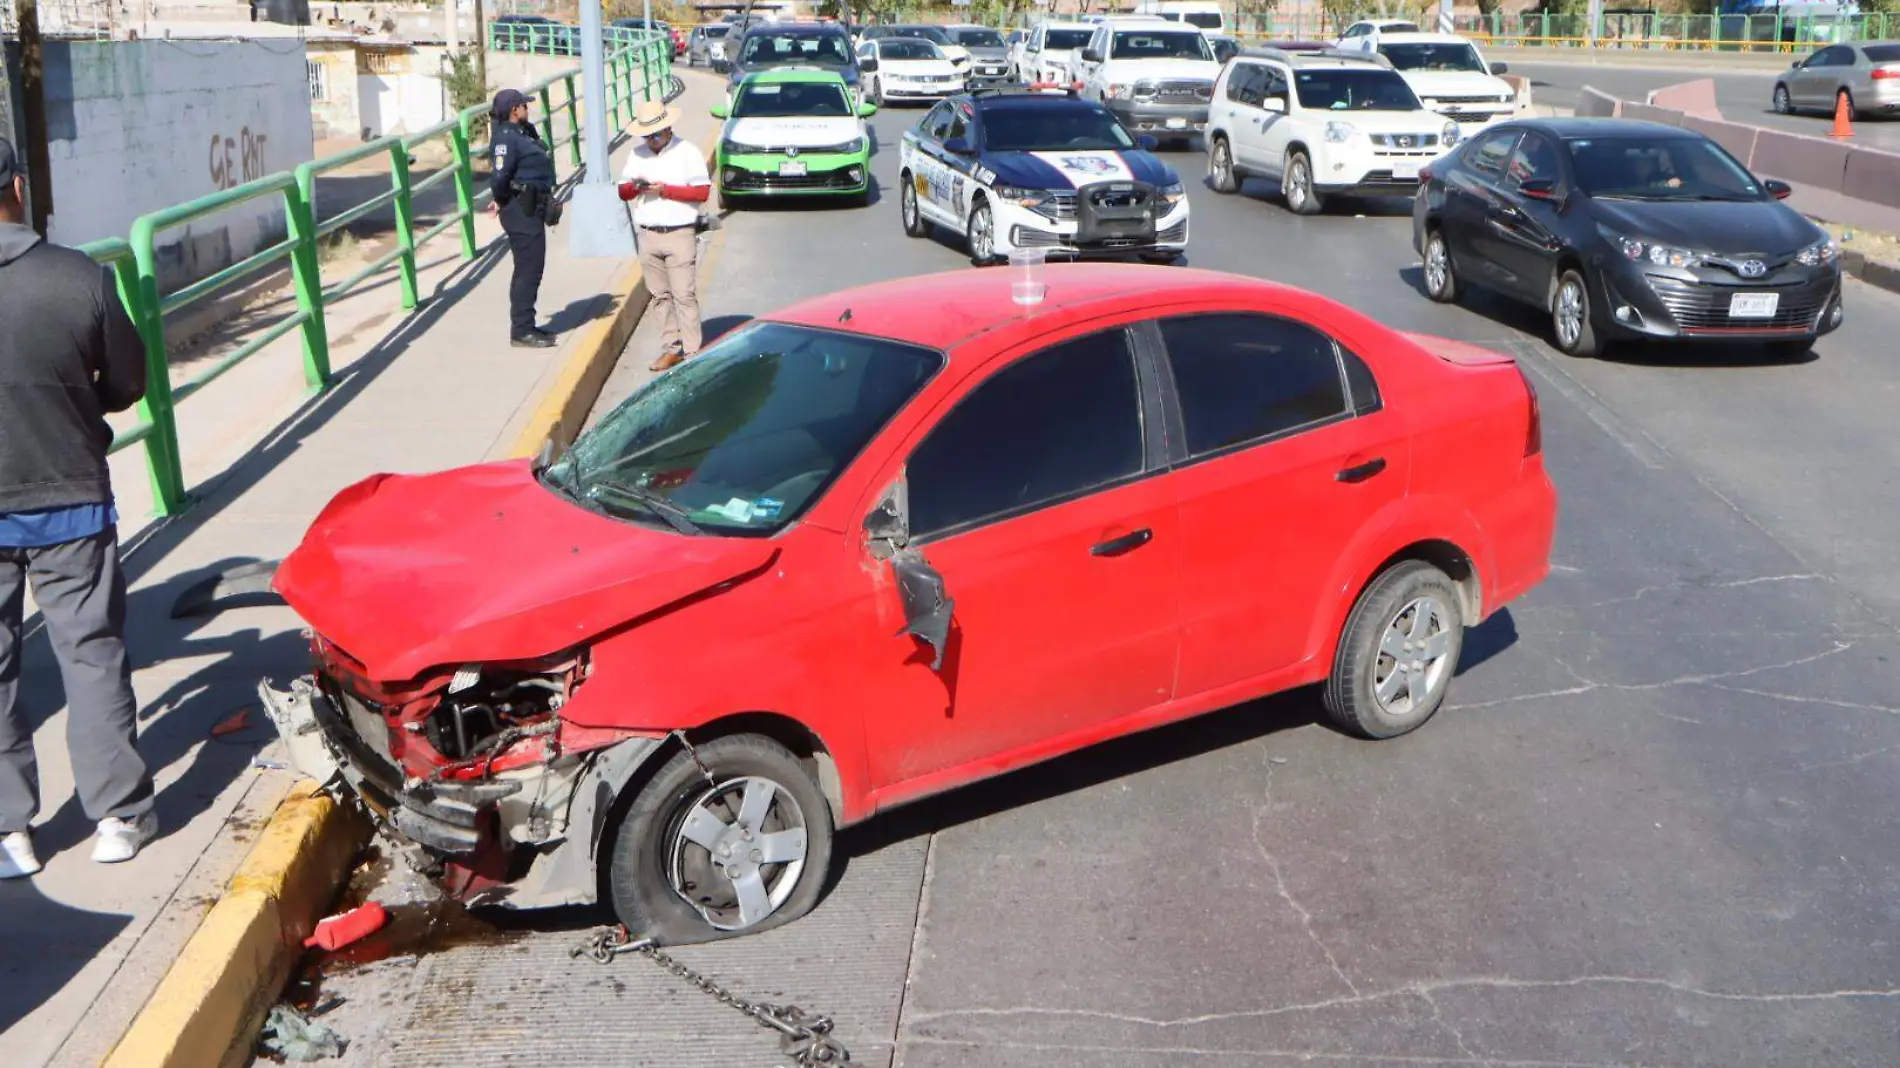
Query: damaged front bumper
[[257, 677, 662, 908]]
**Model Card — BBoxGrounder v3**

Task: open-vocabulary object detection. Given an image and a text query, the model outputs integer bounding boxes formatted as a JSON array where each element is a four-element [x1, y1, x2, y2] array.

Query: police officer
[[488, 88, 560, 348]]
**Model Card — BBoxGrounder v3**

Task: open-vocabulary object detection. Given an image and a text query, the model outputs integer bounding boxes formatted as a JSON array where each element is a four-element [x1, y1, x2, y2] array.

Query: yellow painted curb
[[101, 781, 370, 1068]]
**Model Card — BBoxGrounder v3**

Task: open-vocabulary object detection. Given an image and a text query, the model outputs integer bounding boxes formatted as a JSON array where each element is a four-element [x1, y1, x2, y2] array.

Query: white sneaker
[[91, 812, 158, 864], [1, 830, 41, 878]]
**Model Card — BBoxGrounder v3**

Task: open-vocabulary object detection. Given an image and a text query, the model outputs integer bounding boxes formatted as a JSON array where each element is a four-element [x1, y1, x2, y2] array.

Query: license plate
[[1729, 292, 1779, 318], [1165, 117, 1188, 129], [779, 160, 807, 177], [1392, 160, 1420, 180]]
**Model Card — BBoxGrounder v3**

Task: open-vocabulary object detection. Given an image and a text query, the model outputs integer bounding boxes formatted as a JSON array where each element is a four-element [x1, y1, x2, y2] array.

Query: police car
[[897, 85, 1190, 266]]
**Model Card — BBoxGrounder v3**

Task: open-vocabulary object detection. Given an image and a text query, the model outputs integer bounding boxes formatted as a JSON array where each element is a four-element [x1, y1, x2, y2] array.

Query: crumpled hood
[[274, 461, 778, 681], [728, 115, 862, 148], [1592, 198, 1821, 257], [0, 221, 42, 266], [984, 149, 1178, 190]]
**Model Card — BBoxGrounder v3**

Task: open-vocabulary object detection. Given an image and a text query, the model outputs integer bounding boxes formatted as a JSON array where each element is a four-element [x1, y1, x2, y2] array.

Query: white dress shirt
[[619, 135, 710, 228]]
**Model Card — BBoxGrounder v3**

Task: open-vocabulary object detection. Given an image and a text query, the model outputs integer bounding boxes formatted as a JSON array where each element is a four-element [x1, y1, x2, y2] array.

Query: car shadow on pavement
[[0, 880, 132, 1036], [1396, 265, 1825, 368]]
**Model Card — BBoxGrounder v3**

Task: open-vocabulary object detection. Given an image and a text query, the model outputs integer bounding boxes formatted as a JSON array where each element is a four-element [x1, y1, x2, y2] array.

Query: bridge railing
[[81, 30, 672, 517], [1231, 11, 1895, 52]]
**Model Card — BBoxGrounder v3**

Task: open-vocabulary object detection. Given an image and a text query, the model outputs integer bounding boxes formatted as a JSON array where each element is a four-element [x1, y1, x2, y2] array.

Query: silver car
[[1773, 41, 1900, 119], [689, 23, 733, 72]]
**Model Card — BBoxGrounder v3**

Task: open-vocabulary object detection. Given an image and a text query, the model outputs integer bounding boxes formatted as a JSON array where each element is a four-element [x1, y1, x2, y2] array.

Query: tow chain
[[570, 924, 850, 1065]]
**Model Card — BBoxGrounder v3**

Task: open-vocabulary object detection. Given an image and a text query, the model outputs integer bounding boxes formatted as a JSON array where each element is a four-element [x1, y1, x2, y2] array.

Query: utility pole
[[447, 0, 460, 54], [473, 0, 487, 90], [564, 0, 634, 257], [12, 0, 51, 236]]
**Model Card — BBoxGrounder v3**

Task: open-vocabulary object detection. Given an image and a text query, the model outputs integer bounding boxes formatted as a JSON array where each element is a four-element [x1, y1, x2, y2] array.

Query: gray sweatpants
[[0, 528, 153, 833]]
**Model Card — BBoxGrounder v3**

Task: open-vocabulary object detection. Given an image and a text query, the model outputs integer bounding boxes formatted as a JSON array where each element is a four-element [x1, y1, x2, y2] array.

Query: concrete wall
[[39, 39, 315, 289]]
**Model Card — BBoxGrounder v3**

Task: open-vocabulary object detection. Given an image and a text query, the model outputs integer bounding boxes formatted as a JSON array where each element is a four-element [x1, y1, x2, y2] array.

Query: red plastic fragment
[[303, 902, 389, 950]]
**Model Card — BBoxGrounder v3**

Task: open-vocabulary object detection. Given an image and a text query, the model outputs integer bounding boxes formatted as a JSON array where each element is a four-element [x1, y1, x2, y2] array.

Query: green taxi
[[711, 69, 877, 207]]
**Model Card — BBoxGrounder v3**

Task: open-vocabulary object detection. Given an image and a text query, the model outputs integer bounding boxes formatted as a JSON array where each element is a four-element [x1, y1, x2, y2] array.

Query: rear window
[[1866, 44, 1900, 62], [1046, 28, 1094, 49], [880, 39, 943, 60], [953, 28, 1005, 48], [1182, 12, 1222, 28]]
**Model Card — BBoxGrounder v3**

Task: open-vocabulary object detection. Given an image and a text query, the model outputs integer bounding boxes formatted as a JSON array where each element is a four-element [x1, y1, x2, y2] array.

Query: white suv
[[1205, 49, 1459, 215], [1369, 32, 1516, 138], [1072, 19, 1221, 147], [1017, 20, 1097, 84]]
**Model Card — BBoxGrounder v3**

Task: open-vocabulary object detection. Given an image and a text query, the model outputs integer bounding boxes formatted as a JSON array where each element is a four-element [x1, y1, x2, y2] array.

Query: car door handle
[[1091, 528, 1153, 557], [1335, 457, 1387, 483]]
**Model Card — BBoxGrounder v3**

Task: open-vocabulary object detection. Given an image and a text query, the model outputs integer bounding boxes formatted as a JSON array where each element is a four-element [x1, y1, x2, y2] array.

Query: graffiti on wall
[[208, 127, 270, 190]]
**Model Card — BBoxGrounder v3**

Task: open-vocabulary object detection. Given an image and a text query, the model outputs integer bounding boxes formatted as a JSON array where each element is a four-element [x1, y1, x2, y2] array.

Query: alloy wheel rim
[[1557, 280, 1584, 347], [667, 775, 809, 931], [1774, 86, 1789, 112], [972, 208, 993, 260], [902, 181, 917, 227], [1289, 159, 1308, 207], [1426, 236, 1449, 294], [1214, 142, 1231, 186], [1372, 596, 1454, 717]]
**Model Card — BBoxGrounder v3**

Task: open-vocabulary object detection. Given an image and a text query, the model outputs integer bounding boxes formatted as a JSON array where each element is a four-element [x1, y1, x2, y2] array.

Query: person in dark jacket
[[488, 88, 560, 349], [0, 138, 156, 878]]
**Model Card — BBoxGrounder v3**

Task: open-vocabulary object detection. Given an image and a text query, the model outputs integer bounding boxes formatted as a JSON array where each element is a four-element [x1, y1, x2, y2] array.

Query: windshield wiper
[[585, 476, 704, 535]]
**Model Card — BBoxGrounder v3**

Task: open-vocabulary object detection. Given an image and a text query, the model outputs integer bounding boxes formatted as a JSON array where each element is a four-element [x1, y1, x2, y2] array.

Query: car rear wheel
[[1323, 561, 1466, 739], [900, 174, 930, 238], [1552, 268, 1602, 357], [1772, 84, 1792, 114], [1284, 150, 1322, 215], [1422, 229, 1460, 303], [607, 734, 834, 945], [1209, 136, 1240, 194], [968, 201, 999, 265]]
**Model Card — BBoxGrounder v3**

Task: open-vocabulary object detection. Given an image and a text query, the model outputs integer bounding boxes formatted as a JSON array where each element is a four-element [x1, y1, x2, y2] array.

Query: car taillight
[[1873, 66, 1900, 80], [1517, 365, 1541, 457]]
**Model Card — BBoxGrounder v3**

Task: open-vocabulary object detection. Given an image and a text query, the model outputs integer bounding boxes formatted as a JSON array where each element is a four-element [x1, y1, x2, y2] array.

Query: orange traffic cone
[[1829, 93, 1854, 139]]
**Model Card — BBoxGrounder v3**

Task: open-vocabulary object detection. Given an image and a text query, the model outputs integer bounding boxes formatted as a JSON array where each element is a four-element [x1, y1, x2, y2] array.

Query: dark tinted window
[[1046, 28, 1095, 49], [981, 105, 1133, 151], [1159, 314, 1349, 455], [1292, 69, 1420, 111], [1864, 44, 1900, 62], [1226, 62, 1265, 105], [921, 101, 955, 140], [1341, 346, 1380, 415], [1469, 130, 1519, 175], [908, 330, 1143, 537], [1506, 132, 1562, 187]]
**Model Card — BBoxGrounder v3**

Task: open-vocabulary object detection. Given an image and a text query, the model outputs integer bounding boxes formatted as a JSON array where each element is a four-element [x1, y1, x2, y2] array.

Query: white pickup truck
[[1071, 18, 1221, 148]]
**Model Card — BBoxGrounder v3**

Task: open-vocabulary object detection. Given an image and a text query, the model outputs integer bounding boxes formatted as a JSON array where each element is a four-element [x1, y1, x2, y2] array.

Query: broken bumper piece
[[258, 678, 516, 853]]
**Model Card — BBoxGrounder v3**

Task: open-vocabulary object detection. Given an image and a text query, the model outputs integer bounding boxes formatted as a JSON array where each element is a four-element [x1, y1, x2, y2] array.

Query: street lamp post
[[567, 0, 637, 257]]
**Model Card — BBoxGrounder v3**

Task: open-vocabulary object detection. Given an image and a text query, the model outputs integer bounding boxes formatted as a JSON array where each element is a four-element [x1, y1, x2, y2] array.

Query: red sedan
[[261, 264, 1555, 943]]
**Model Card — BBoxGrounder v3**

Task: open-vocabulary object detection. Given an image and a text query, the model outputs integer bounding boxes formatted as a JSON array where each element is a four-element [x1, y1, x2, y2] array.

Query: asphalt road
[[1511, 58, 1900, 150], [340, 93, 1900, 1067]]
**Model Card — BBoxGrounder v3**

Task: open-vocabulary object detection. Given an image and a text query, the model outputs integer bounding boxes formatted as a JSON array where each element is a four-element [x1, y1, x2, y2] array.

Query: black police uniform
[[490, 113, 558, 343]]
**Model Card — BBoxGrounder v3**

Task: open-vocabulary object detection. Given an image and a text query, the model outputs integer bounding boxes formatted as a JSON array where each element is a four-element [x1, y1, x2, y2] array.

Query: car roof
[[770, 265, 1309, 352], [740, 67, 849, 84], [1497, 117, 1695, 140], [1240, 47, 1391, 67], [968, 91, 1102, 113], [1375, 32, 1481, 45], [1358, 17, 1420, 25]]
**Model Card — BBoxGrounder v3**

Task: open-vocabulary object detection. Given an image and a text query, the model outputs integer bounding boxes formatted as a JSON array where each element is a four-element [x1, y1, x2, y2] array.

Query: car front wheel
[[1422, 228, 1460, 303], [1209, 136, 1240, 194], [1284, 150, 1322, 216], [606, 734, 834, 945], [1552, 268, 1602, 357], [968, 201, 998, 264], [901, 174, 930, 237], [1323, 561, 1466, 739], [1773, 84, 1792, 114]]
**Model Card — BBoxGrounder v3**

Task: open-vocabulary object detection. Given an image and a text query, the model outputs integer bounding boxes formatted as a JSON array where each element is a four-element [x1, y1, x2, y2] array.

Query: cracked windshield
[[545, 323, 940, 533]]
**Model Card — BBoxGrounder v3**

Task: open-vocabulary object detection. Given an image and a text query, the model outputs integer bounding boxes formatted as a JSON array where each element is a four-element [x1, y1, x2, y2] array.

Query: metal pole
[[447, 0, 460, 54], [474, 0, 488, 91], [12, 0, 51, 236], [565, 0, 634, 257]]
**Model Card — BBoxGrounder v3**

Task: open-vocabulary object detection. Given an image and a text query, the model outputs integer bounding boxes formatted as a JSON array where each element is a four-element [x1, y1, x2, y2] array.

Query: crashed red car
[[261, 264, 1555, 944]]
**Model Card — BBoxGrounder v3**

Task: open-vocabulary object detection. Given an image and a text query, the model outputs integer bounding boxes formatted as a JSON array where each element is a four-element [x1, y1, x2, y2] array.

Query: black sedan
[[1413, 118, 1845, 359]]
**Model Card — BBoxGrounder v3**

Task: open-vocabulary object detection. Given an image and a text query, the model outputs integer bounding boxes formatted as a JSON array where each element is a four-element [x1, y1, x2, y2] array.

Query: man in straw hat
[[617, 99, 710, 373]]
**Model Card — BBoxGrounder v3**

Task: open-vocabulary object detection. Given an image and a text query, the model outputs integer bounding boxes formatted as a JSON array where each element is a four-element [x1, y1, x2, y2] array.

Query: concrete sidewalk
[[0, 72, 700, 1064]]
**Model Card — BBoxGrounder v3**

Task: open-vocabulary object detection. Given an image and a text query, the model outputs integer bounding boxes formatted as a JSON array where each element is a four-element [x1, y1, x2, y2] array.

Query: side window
[[1340, 346, 1381, 416], [1226, 62, 1262, 106], [921, 101, 954, 141], [1469, 131, 1520, 177], [1505, 132, 1562, 188], [907, 329, 1145, 539], [1029, 27, 1042, 50], [1158, 313, 1351, 456], [1813, 45, 1848, 66], [944, 104, 970, 144], [1263, 66, 1289, 103]]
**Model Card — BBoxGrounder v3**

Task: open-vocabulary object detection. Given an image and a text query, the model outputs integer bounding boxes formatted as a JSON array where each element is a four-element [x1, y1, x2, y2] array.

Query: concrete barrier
[[1645, 78, 1720, 117], [1840, 146, 1900, 211], [1750, 128, 1853, 190], [1501, 74, 1535, 115], [1576, 86, 1624, 118], [1680, 114, 1760, 168], [1620, 100, 1688, 126]]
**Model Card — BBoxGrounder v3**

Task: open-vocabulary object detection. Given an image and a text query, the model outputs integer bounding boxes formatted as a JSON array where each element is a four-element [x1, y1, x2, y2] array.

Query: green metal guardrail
[[80, 29, 672, 517], [1231, 11, 1895, 52]]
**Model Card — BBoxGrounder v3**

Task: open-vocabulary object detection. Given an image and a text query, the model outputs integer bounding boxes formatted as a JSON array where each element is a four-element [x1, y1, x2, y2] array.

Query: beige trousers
[[639, 225, 701, 356]]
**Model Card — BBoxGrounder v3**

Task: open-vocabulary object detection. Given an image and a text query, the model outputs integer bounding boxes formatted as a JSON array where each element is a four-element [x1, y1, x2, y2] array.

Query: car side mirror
[[943, 136, 973, 155], [1489, 61, 1509, 75], [710, 101, 730, 119], [1135, 133, 1159, 150], [1518, 177, 1559, 201], [859, 56, 878, 71], [859, 100, 879, 117], [1082, 47, 1102, 62], [1265, 95, 1287, 113], [1764, 178, 1793, 200]]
